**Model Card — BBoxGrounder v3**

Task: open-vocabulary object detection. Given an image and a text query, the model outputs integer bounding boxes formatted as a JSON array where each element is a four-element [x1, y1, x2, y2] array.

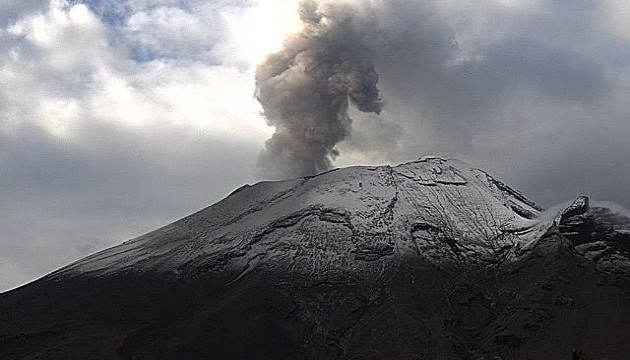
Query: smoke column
[[255, 0, 382, 179]]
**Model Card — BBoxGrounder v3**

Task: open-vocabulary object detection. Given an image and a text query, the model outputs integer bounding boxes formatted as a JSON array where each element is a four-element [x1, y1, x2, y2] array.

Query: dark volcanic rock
[[1, 158, 629, 359]]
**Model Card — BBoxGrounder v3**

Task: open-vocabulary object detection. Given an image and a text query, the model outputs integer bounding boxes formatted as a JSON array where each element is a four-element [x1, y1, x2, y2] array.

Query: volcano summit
[[1, 157, 629, 359]]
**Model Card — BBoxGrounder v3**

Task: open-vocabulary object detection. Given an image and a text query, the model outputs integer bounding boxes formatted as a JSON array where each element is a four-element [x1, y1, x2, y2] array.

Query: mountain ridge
[[48, 157, 542, 281], [1, 157, 629, 360]]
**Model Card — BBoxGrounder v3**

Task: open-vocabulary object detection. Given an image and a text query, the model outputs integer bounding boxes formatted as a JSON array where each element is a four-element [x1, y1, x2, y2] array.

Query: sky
[[1, 0, 629, 292]]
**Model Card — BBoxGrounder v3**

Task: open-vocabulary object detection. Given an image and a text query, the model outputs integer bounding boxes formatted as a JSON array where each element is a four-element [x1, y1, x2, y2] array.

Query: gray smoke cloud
[[256, 0, 630, 212], [255, 0, 382, 179]]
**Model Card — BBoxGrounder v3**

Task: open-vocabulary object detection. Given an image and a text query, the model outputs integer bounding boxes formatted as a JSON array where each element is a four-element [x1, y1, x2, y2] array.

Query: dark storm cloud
[[255, 0, 382, 179]]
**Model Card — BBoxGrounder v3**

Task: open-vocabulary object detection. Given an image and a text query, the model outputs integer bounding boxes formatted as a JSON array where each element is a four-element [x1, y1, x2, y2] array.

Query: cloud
[[0, 122, 261, 291], [0, 0, 48, 26], [328, 0, 630, 210], [0, 0, 273, 136], [0, 0, 271, 291], [254, 0, 629, 197]]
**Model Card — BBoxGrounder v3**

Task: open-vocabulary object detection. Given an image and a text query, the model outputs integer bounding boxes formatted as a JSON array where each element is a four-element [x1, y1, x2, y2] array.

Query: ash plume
[[255, 0, 382, 180]]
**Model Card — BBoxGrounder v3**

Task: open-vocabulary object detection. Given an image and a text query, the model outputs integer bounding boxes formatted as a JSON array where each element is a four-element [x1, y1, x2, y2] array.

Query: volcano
[[1, 157, 629, 359]]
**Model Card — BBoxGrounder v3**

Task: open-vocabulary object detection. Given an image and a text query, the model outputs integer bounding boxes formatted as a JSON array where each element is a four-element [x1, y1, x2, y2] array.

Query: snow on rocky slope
[[51, 157, 546, 280]]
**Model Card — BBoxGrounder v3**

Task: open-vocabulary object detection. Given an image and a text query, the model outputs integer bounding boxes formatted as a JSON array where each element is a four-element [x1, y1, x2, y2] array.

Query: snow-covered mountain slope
[[51, 157, 545, 280], [3, 157, 630, 360], [556, 196, 630, 279]]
